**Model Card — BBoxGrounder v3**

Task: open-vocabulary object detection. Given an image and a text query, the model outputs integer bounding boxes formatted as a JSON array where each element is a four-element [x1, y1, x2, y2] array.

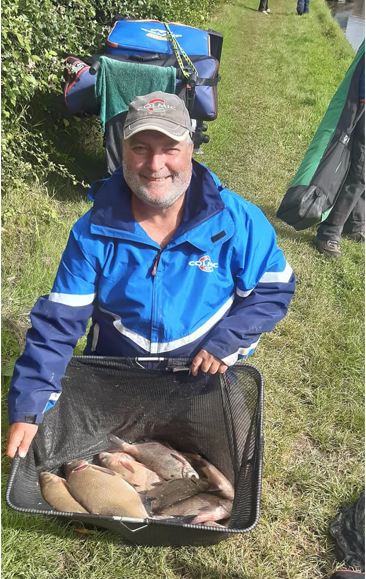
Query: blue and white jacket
[[8, 160, 295, 424]]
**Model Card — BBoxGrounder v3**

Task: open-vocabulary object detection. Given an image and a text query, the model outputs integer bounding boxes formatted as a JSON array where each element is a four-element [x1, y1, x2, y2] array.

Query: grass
[[1, 0, 364, 577]]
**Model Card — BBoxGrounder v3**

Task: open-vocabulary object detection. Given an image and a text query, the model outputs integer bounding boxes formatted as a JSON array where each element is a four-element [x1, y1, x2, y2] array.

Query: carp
[[39, 472, 88, 513], [64, 460, 150, 518], [146, 477, 209, 513], [184, 453, 235, 500], [160, 492, 232, 524], [97, 451, 164, 491], [108, 435, 199, 481]]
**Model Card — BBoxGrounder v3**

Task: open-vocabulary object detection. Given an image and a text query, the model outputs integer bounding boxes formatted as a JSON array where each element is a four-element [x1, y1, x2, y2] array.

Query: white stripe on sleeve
[[48, 292, 96, 306], [259, 261, 293, 284], [221, 340, 260, 366]]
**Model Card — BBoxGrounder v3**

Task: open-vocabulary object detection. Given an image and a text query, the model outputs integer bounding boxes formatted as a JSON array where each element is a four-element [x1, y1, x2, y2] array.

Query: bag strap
[[351, 104, 364, 132], [338, 105, 364, 148], [163, 22, 198, 79], [163, 22, 201, 114]]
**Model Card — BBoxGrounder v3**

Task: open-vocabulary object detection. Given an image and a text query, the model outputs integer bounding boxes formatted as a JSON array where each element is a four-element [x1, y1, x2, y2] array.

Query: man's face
[[123, 130, 193, 208]]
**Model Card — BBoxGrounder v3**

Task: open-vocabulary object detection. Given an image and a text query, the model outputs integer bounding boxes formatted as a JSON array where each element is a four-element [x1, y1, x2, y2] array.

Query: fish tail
[[107, 434, 129, 451]]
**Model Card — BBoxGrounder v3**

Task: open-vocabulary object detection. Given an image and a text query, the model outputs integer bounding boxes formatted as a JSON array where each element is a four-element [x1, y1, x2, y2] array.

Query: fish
[[107, 435, 199, 481], [39, 472, 89, 513], [160, 492, 233, 525], [146, 477, 209, 513], [97, 451, 164, 491], [64, 460, 150, 518], [184, 453, 235, 500]]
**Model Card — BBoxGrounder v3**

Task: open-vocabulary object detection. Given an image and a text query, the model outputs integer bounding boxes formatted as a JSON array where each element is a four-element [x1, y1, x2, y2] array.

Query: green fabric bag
[[277, 41, 365, 231]]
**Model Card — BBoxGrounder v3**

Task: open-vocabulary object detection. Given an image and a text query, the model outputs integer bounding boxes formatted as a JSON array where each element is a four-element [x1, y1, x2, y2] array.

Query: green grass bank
[[2, 0, 364, 577]]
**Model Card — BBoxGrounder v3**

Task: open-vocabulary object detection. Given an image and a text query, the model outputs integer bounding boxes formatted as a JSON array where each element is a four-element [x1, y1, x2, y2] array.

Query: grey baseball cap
[[123, 91, 192, 141]]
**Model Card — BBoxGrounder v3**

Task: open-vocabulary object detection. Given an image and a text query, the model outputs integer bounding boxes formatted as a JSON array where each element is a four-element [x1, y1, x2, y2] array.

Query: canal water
[[327, 0, 365, 51]]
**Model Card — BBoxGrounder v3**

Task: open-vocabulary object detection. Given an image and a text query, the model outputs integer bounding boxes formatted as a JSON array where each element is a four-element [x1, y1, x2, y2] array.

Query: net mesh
[[7, 356, 263, 533]]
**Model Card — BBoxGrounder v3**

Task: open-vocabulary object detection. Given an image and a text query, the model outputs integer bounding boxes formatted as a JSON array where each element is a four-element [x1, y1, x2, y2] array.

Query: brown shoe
[[315, 238, 342, 257]]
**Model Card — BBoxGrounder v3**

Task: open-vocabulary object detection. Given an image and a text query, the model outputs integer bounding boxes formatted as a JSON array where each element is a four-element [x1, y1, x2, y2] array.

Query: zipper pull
[[152, 250, 162, 276]]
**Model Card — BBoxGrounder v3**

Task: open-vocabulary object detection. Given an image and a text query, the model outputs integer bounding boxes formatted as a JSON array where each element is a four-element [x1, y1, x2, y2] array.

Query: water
[[327, 0, 365, 51]]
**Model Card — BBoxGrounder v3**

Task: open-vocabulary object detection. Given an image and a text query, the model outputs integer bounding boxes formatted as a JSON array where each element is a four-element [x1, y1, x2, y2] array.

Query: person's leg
[[316, 114, 365, 255], [342, 120, 365, 238], [258, 0, 268, 12], [297, 0, 305, 15], [343, 191, 365, 240], [303, 0, 310, 13]]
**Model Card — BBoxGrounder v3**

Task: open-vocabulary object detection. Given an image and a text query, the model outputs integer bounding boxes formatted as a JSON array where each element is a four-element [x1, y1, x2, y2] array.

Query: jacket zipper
[[151, 249, 163, 353], [152, 249, 162, 276]]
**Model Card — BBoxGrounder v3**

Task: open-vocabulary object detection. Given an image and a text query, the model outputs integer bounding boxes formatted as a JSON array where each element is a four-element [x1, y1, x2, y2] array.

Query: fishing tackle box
[[6, 356, 263, 547]]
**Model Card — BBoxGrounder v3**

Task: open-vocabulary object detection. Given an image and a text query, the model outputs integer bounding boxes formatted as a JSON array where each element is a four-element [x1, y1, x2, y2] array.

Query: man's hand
[[190, 349, 228, 377], [6, 422, 39, 459]]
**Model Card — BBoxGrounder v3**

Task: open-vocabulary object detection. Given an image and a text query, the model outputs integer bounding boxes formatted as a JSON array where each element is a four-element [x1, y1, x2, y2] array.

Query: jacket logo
[[188, 255, 218, 272]]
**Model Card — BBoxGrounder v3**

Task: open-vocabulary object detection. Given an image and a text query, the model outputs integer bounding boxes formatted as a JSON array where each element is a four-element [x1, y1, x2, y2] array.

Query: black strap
[[338, 105, 365, 146], [194, 76, 220, 86]]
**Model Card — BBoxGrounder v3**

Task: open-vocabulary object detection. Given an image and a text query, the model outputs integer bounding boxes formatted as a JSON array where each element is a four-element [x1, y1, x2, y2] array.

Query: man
[[258, 0, 271, 15], [315, 53, 365, 257], [7, 91, 295, 459]]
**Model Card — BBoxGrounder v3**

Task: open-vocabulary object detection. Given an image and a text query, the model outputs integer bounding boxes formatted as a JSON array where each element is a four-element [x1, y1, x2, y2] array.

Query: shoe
[[259, 10, 268, 14], [342, 231, 365, 242], [266, 8, 271, 12], [315, 238, 342, 257]]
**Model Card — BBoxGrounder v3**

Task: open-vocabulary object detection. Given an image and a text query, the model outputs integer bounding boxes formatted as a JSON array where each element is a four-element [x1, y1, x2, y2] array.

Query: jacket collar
[[89, 159, 225, 237]]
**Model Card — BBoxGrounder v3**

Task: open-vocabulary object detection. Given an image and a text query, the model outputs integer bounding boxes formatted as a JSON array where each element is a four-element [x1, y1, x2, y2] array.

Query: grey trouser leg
[[317, 111, 365, 240]]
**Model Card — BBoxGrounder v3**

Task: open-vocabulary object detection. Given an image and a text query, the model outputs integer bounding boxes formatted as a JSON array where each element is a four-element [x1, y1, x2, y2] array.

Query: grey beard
[[123, 163, 192, 209]]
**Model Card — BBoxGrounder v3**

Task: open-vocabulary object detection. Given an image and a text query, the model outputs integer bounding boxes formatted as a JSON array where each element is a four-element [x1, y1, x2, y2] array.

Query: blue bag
[[104, 18, 222, 121], [62, 19, 222, 122], [106, 19, 211, 57], [63, 56, 99, 116]]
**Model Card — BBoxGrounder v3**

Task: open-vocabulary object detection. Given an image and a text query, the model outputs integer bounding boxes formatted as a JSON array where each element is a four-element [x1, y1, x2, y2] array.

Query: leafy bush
[[2, 0, 225, 190]]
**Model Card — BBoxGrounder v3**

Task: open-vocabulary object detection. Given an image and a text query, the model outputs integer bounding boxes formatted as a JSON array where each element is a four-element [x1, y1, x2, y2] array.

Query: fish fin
[[219, 501, 232, 514], [150, 481, 164, 487], [183, 452, 202, 461], [118, 457, 135, 473], [91, 464, 117, 476], [197, 506, 215, 513], [190, 513, 216, 525], [208, 484, 222, 493], [108, 434, 128, 449], [170, 453, 188, 465], [141, 496, 154, 517]]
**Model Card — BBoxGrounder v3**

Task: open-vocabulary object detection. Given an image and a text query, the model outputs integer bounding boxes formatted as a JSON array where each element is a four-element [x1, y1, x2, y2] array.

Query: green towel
[[95, 56, 177, 131]]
